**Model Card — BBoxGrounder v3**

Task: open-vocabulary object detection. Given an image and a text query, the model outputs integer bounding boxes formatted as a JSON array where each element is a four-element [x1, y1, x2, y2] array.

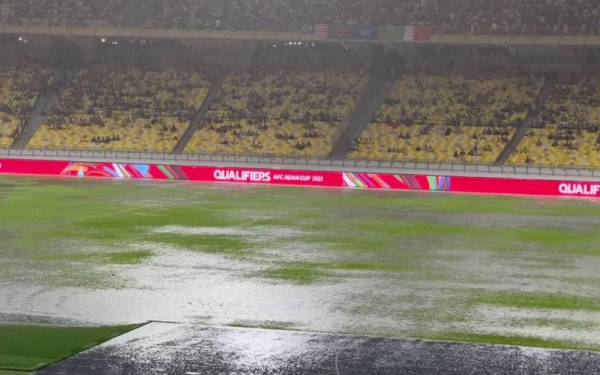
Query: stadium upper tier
[[1, 0, 600, 36]]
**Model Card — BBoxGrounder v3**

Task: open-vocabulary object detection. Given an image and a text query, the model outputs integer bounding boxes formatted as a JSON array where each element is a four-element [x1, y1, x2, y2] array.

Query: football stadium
[[2, 1, 600, 374]]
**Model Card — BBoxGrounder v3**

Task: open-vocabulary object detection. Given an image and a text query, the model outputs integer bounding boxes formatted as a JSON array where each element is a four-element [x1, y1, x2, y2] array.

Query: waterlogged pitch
[[2, 176, 600, 351]]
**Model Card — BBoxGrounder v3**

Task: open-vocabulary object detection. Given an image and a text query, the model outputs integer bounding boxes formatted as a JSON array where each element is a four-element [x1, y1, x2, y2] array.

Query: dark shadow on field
[[39, 323, 600, 375]]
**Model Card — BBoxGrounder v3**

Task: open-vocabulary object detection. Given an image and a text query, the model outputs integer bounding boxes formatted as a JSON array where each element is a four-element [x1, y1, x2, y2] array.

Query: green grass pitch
[[0, 324, 140, 373], [2, 175, 600, 354]]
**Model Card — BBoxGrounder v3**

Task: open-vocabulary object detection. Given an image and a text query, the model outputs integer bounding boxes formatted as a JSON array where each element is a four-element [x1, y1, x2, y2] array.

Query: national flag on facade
[[314, 24, 329, 40], [351, 25, 378, 40], [329, 25, 351, 40], [403, 26, 433, 42], [378, 25, 405, 41]]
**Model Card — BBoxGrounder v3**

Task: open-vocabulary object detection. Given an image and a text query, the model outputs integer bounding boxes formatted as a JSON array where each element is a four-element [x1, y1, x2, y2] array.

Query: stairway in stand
[[10, 68, 68, 150], [494, 77, 555, 166], [172, 74, 225, 154]]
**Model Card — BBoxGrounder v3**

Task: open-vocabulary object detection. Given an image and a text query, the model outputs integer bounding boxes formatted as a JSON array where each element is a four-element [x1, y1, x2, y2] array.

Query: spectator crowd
[[1, 0, 600, 36], [4, 56, 600, 169], [0, 65, 48, 148], [29, 65, 211, 152], [350, 72, 542, 164], [510, 75, 600, 168], [185, 69, 367, 157]]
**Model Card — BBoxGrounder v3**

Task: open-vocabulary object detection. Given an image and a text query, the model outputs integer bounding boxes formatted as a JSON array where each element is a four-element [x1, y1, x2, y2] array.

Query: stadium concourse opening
[[2, 1, 600, 374]]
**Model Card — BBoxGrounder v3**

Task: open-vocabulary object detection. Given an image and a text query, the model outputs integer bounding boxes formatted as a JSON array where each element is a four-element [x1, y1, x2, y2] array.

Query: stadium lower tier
[[3, 63, 599, 169], [0, 158, 598, 200], [184, 119, 339, 158], [0, 118, 20, 148], [29, 114, 188, 152], [509, 127, 600, 169], [350, 124, 514, 164]]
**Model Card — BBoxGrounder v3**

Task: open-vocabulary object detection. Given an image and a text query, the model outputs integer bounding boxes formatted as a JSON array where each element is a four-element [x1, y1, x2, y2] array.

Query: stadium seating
[[185, 70, 367, 157], [0, 65, 48, 148], [2, 0, 600, 36], [29, 65, 211, 152], [1, 0, 127, 27], [14, 58, 599, 170], [350, 73, 542, 164], [509, 77, 600, 168]]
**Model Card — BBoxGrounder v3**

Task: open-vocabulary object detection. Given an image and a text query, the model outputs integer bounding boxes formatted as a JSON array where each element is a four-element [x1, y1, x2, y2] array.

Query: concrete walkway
[[39, 322, 600, 375]]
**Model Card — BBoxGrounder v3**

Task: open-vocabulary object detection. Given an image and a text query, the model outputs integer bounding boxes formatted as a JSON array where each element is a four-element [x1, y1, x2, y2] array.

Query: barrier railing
[[3, 24, 600, 46], [1, 147, 599, 180]]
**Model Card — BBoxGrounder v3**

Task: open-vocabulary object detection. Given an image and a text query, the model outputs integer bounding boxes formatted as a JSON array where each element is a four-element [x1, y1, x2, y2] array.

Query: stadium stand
[[349, 72, 543, 164], [416, 0, 600, 36], [0, 0, 127, 27], [2, 32, 600, 170], [28, 65, 211, 152], [184, 69, 367, 157], [509, 76, 600, 168], [0, 65, 49, 148], [2, 0, 600, 36]]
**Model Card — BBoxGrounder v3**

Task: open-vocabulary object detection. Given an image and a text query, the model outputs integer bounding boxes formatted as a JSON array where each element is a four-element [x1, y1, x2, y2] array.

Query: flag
[[351, 25, 378, 40], [329, 25, 351, 40], [403, 26, 433, 42], [378, 25, 405, 41], [314, 24, 329, 40]]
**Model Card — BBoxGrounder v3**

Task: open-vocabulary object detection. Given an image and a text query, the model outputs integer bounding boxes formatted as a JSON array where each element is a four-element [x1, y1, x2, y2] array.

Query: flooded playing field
[[1, 176, 600, 351]]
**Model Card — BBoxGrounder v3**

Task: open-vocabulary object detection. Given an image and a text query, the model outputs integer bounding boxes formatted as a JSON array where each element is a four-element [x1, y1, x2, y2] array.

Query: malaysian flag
[[314, 24, 329, 40]]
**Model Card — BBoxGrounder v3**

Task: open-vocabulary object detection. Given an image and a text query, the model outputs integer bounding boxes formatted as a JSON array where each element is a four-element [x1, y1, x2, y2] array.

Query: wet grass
[[4, 177, 600, 351], [150, 233, 253, 257], [229, 320, 296, 330], [0, 370, 32, 375], [332, 261, 413, 273], [109, 250, 153, 265], [472, 292, 600, 311], [260, 257, 418, 284], [263, 262, 327, 285], [33, 250, 153, 265], [0, 324, 141, 371], [510, 317, 594, 330], [423, 332, 600, 352]]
